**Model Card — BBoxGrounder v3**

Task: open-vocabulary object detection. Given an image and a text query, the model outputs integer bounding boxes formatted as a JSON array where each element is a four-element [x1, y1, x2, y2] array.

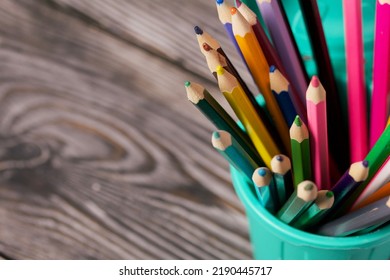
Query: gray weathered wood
[[0, 0, 253, 259]]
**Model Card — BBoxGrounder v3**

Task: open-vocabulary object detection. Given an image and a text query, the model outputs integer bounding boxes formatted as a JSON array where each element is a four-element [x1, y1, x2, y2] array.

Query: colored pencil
[[325, 160, 369, 221], [289, 115, 312, 188], [257, 0, 308, 104], [298, 0, 348, 173], [217, 65, 280, 167], [252, 167, 278, 213], [370, 0, 390, 147], [343, 0, 368, 162], [231, 7, 291, 154], [202, 43, 283, 149], [215, 0, 246, 63], [292, 190, 334, 230], [185, 81, 263, 166], [269, 66, 298, 127], [194, 26, 221, 56], [354, 182, 390, 210], [343, 125, 390, 211], [306, 76, 330, 189], [236, 0, 284, 73], [277, 180, 318, 224], [317, 196, 390, 237], [271, 154, 293, 207], [212, 130, 258, 180], [352, 157, 390, 209]]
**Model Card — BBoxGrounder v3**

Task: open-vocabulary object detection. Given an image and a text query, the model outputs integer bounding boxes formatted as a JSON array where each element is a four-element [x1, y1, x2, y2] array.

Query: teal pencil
[[292, 190, 334, 230], [252, 167, 279, 213], [185, 81, 263, 166], [212, 130, 258, 180], [271, 154, 293, 207], [277, 180, 318, 224]]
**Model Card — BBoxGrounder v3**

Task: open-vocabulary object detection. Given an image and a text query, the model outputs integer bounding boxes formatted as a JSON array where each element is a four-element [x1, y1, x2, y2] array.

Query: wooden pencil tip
[[294, 115, 302, 127], [216, 65, 225, 75], [311, 76, 320, 87], [202, 43, 212, 52], [194, 26, 203, 35], [230, 7, 237, 15], [184, 81, 191, 88]]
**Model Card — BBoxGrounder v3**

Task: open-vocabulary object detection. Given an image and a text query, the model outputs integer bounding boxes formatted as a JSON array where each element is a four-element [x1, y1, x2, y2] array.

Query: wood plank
[[0, 0, 252, 259]]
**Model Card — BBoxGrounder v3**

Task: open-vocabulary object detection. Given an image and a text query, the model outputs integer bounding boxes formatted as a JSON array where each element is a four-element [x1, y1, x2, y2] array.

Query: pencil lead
[[213, 131, 221, 139], [216, 65, 225, 75], [184, 81, 191, 88], [230, 7, 238, 15], [202, 43, 212, 52], [258, 168, 267, 177], [235, 0, 242, 7], [216, 0, 224, 5], [194, 26, 203, 35], [294, 115, 302, 127], [276, 155, 283, 161], [304, 183, 314, 191], [269, 65, 276, 73], [326, 191, 334, 198], [311, 76, 320, 87], [362, 160, 369, 168]]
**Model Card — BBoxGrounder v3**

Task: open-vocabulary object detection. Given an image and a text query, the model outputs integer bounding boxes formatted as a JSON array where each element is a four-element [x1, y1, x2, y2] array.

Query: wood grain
[[0, 0, 253, 259]]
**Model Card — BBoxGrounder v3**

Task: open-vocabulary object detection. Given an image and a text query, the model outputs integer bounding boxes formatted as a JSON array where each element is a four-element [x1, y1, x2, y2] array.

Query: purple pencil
[[257, 0, 309, 105]]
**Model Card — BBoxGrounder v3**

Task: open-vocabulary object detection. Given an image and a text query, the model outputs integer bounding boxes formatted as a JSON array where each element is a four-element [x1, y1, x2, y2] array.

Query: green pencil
[[292, 190, 334, 230], [185, 81, 263, 166], [277, 180, 318, 224], [271, 154, 293, 206], [252, 167, 278, 213], [344, 125, 390, 211], [289, 115, 311, 187], [212, 130, 258, 181]]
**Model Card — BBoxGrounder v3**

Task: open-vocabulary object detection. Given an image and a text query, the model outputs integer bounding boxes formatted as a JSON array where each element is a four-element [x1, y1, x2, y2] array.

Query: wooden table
[[0, 0, 255, 259]]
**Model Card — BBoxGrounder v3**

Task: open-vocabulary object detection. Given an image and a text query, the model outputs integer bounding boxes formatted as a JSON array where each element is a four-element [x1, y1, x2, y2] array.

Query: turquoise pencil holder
[[231, 167, 390, 260]]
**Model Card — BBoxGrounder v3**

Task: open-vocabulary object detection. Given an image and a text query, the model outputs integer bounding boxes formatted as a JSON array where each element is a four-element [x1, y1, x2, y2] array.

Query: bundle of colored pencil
[[184, 0, 390, 236]]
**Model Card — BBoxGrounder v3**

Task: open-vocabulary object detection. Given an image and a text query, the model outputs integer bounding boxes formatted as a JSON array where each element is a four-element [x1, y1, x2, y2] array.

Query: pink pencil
[[370, 0, 390, 148], [343, 0, 368, 162], [307, 76, 330, 190]]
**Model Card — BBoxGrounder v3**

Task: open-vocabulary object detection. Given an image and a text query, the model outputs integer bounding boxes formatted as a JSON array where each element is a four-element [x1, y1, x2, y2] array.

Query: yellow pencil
[[217, 65, 279, 167], [231, 7, 290, 154]]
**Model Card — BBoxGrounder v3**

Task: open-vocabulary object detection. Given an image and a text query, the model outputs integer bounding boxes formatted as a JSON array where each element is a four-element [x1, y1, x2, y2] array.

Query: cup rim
[[231, 166, 390, 249]]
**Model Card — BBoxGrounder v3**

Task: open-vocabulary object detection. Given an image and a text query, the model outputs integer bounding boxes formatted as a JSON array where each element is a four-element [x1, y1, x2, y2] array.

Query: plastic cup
[[231, 167, 390, 260]]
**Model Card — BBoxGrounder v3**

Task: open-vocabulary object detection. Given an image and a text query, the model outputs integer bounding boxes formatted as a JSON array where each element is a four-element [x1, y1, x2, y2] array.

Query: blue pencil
[[269, 65, 298, 127]]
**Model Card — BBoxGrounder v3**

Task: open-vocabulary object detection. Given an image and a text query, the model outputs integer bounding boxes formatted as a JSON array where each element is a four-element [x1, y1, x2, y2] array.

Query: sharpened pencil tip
[[258, 168, 267, 177], [235, 0, 242, 7], [294, 115, 302, 127], [212, 131, 220, 139], [216, 65, 225, 75], [216, 0, 224, 4], [230, 7, 237, 15], [304, 184, 314, 191], [311, 76, 320, 87], [362, 160, 369, 167], [269, 65, 276, 73], [194, 26, 203, 35], [202, 43, 212, 52], [184, 81, 191, 88]]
